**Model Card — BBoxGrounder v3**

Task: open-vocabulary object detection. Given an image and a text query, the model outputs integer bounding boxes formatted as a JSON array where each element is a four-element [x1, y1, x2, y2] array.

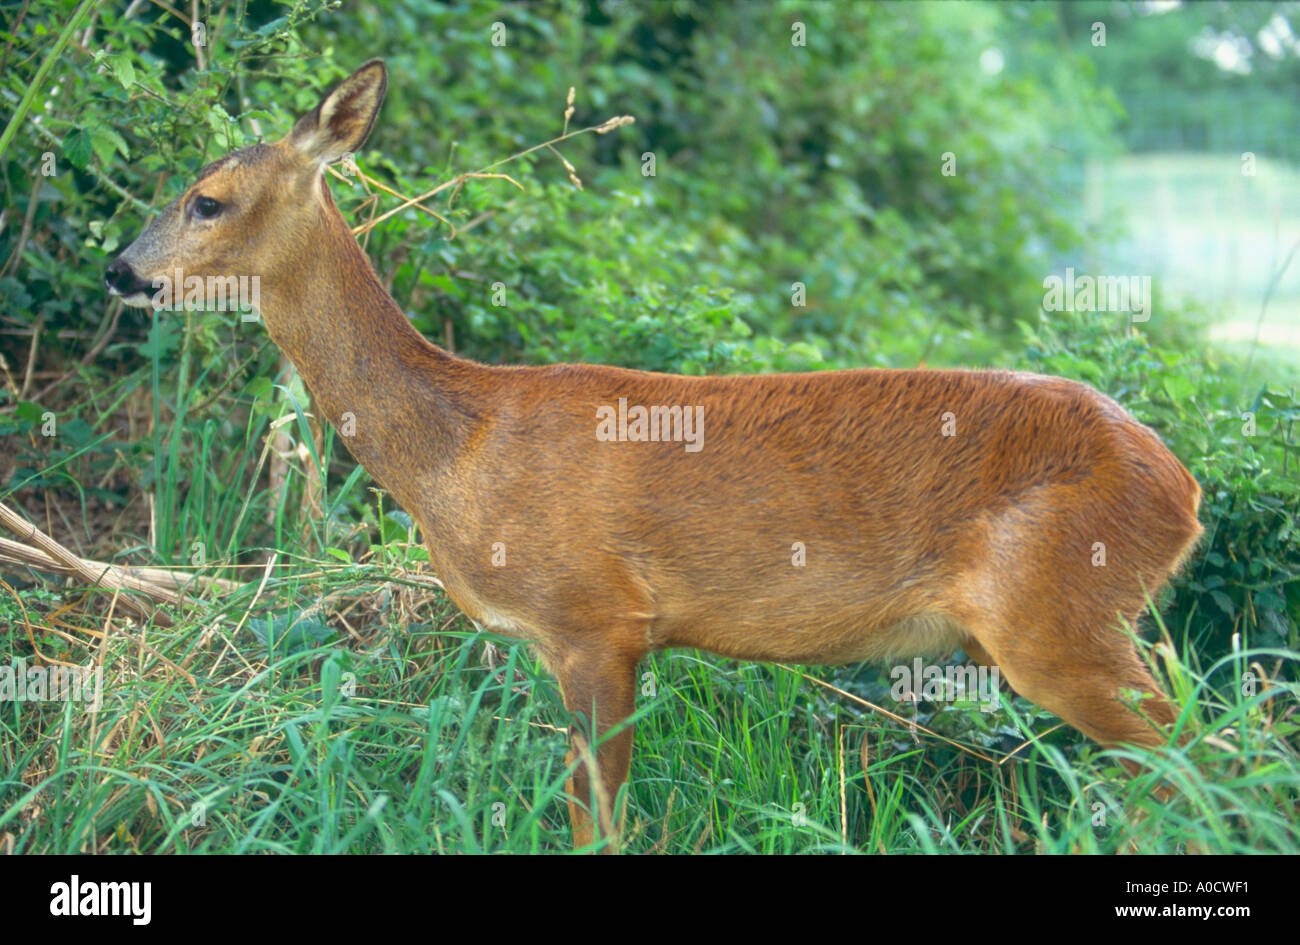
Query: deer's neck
[[261, 196, 481, 515]]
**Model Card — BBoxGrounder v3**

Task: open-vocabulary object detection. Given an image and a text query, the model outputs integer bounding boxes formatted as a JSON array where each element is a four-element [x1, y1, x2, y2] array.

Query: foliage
[[0, 0, 1296, 854]]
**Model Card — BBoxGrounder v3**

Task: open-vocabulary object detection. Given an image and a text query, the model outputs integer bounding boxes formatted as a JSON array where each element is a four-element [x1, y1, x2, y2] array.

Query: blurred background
[[0, 1, 1296, 853]]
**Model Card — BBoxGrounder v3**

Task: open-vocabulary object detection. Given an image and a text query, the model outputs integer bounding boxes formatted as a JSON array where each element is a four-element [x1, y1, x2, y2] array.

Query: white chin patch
[[116, 290, 156, 308]]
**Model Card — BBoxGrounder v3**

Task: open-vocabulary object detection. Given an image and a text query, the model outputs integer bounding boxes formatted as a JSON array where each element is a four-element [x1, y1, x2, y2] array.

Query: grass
[[2, 533, 1297, 853]]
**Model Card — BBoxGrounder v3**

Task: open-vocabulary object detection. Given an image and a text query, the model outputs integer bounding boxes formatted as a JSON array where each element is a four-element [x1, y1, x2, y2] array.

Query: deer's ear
[[288, 60, 387, 165]]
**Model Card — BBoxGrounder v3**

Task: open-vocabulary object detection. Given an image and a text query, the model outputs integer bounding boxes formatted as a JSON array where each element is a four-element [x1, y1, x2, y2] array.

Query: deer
[[105, 60, 1203, 852]]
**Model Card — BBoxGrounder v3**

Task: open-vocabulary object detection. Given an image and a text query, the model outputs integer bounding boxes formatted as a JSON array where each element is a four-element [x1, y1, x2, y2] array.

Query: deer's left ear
[[288, 59, 387, 165]]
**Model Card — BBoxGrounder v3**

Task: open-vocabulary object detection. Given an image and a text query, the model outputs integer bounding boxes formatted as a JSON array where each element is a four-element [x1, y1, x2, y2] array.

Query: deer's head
[[104, 60, 387, 313]]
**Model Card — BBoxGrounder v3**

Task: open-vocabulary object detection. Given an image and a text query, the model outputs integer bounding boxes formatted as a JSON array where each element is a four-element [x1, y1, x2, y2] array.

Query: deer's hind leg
[[955, 491, 1180, 751]]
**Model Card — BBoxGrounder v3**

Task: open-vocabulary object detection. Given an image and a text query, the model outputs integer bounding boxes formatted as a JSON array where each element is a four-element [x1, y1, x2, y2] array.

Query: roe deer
[[105, 60, 1203, 851]]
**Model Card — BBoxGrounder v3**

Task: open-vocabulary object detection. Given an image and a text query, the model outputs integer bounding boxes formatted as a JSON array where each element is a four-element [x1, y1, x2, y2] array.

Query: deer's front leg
[[544, 638, 642, 853]]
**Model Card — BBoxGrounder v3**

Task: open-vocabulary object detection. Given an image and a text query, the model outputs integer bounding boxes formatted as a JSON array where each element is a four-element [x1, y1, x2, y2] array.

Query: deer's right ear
[[288, 59, 387, 165]]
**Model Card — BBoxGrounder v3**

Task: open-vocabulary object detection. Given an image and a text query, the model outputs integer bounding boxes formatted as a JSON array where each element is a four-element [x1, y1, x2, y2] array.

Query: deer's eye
[[194, 196, 222, 219]]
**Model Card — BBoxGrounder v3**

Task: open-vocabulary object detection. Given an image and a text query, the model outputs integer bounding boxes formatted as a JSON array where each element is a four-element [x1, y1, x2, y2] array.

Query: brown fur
[[107, 61, 1203, 851]]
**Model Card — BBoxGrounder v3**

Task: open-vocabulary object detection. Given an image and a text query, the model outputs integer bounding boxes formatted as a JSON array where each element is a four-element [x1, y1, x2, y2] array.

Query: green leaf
[[15, 401, 45, 424], [204, 105, 234, 135], [90, 126, 130, 165], [248, 613, 337, 658], [64, 128, 92, 170], [1209, 590, 1235, 618], [107, 54, 135, 90], [237, 108, 277, 125], [247, 376, 273, 401], [1163, 374, 1195, 402]]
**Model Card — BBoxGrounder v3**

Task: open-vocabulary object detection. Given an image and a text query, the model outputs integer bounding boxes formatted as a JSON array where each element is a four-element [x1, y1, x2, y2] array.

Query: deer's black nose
[[104, 257, 150, 296]]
